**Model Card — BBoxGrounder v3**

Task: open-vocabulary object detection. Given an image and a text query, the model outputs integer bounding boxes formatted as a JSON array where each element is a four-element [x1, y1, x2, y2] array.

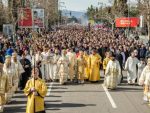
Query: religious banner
[[115, 17, 140, 28], [18, 8, 32, 27], [32, 9, 45, 28]]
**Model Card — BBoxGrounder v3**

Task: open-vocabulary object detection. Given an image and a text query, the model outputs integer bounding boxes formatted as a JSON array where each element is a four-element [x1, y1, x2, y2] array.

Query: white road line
[[102, 84, 117, 109], [46, 82, 54, 96]]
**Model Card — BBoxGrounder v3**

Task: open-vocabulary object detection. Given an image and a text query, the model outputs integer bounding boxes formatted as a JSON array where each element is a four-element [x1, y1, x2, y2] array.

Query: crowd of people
[[0, 27, 150, 112]]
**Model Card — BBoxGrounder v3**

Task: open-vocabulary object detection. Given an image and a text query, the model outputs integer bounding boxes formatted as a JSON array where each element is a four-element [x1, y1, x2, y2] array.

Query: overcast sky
[[61, 0, 137, 12], [60, 0, 110, 11]]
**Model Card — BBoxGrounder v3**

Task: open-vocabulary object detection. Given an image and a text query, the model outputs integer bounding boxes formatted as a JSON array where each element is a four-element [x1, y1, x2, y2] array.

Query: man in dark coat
[[139, 45, 146, 59], [19, 53, 31, 90], [116, 49, 123, 83]]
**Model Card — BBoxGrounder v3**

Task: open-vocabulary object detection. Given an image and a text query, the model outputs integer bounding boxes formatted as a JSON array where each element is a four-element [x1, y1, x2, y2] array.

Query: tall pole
[[33, 45, 36, 113], [147, 1, 150, 41], [128, 0, 130, 38], [58, 1, 65, 26], [45, 0, 48, 29], [58, 0, 60, 27]]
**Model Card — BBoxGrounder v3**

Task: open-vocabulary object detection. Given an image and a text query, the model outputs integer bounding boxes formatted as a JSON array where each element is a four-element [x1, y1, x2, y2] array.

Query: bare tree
[[33, 0, 59, 27], [138, 0, 150, 39], [112, 0, 128, 17], [0, 0, 10, 30], [1, 0, 58, 30]]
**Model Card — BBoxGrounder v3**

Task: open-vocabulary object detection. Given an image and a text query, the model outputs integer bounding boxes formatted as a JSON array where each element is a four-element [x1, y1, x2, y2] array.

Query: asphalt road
[[3, 72, 150, 113]]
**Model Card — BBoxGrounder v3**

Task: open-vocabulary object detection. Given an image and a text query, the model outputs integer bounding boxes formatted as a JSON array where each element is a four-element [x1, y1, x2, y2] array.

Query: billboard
[[3, 24, 14, 36], [18, 8, 32, 27], [115, 17, 140, 28], [32, 9, 45, 28]]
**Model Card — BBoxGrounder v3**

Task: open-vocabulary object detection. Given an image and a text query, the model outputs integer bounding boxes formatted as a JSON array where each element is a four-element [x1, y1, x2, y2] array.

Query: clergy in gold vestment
[[12, 53, 25, 91], [66, 49, 76, 82], [105, 53, 121, 89], [0, 63, 10, 112], [24, 68, 47, 113], [139, 58, 150, 103], [83, 51, 90, 80], [89, 50, 102, 82], [57, 50, 69, 85], [77, 51, 86, 84], [3, 55, 16, 103], [103, 52, 111, 75]]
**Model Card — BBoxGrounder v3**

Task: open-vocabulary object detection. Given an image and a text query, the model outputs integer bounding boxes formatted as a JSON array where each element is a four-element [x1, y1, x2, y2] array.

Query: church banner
[[115, 17, 140, 28], [32, 9, 45, 28], [18, 8, 32, 27]]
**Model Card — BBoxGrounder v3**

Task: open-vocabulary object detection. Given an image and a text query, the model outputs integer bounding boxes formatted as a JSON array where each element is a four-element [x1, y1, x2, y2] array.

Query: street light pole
[[58, 0, 65, 26], [45, 0, 48, 29], [128, 0, 130, 38]]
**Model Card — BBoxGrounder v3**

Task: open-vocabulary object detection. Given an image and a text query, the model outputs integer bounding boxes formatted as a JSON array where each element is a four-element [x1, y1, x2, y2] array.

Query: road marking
[[102, 84, 117, 109], [46, 82, 54, 96]]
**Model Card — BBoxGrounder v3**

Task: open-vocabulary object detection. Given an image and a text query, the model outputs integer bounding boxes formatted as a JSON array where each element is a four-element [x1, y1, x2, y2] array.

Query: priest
[[83, 51, 90, 80], [77, 51, 86, 84], [125, 51, 139, 84], [139, 58, 150, 103], [105, 53, 121, 89], [0, 63, 10, 112], [89, 49, 102, 82], [103, 51, 111, 75], [12, 53, 24, 91], [24, 68, 47, 113], [66, 48, 76, 82], [20, 53, 32, 90], [52, 49, 60, 81], [3, 55, 15, 103], [57, 50, 69, 85]]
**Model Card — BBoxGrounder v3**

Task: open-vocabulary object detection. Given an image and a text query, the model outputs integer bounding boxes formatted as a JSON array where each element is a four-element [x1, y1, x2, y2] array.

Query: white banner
[[32, 9, 45, 28], [3, 24, 14, 36]]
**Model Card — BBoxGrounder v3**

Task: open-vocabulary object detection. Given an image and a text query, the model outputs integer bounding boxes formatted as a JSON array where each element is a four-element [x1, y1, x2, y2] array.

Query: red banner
[[18, 8, 32, 27], [115, 17, 140, 28]]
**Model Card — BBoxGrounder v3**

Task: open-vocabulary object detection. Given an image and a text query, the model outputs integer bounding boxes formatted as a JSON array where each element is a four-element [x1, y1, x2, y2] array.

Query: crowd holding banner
[[0, 26, 150, 112]]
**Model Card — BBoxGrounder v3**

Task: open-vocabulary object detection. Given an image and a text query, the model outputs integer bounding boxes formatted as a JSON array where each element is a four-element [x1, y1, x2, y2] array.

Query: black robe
[[116, 53, 123, 82], [19, 58, 31, 90]]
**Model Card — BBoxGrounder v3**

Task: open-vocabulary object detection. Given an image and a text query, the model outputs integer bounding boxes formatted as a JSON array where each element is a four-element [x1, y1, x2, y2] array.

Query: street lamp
[[127, 0, 130, 38], [98, 2, 104, 24], [58, 0, 66, 26]]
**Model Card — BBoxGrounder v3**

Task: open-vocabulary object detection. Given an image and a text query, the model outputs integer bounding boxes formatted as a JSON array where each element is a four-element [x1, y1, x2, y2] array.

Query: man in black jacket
[[116, 49, 123, 83]]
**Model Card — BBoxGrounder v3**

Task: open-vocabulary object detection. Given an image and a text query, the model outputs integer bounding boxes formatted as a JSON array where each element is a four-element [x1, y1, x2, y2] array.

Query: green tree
[[87, 5, 96, 20]]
